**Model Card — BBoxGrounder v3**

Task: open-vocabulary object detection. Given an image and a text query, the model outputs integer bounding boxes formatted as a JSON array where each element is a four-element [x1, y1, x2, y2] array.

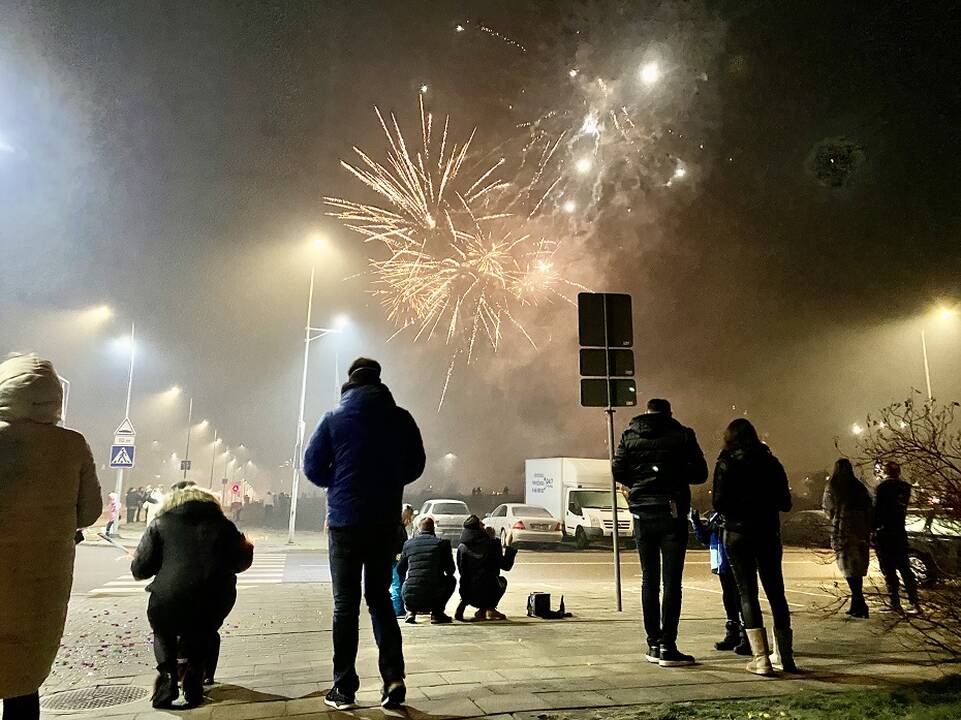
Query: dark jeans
[[328, 524, 405, 695], [634, 513, 688, 648], [724, 529, 791, 630], [875, 533, 918, 606], [403, 575, 455, 614], [719, 570, 741, 623], [127, 507, 137, 523], [2, 692, 39, 720], [147, 590, 235, 676]]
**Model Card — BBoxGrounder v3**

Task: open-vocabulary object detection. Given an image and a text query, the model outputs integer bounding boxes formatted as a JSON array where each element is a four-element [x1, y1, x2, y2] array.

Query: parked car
[[417, 499, 471, 542], [780, 509, 832, 549], [906, 512, 961, 587], [484, 503, 563, 548]]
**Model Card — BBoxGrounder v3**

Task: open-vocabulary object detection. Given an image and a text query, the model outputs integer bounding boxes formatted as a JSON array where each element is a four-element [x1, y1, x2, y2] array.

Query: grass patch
[[640, 675, 961, 720], [533, 675, 961, 720]]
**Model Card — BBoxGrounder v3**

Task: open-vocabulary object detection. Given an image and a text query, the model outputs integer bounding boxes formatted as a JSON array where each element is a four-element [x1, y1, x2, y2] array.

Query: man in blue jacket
[[304, 357, 425, 711]]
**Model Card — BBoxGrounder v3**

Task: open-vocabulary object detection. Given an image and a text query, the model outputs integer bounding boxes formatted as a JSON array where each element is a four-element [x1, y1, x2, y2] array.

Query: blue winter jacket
[[303, 382, 425, 527], [691, 510, 730, 575]]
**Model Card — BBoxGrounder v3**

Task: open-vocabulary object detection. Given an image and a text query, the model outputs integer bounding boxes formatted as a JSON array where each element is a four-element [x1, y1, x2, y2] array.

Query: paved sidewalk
[[41, 573, 948, 720]]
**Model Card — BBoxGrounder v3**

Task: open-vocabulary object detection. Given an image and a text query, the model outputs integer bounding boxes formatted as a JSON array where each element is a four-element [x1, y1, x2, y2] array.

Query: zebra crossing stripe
[[87, 554, 287, 596]]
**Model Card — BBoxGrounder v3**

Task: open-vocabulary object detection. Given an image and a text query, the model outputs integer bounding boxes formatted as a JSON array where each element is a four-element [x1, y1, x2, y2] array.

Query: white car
[[418, 499, 471, 542], [485, 503, 563, 548]]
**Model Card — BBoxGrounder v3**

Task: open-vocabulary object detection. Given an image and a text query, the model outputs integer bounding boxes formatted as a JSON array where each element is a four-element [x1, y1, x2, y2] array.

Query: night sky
[[2, 1, 959, 493]]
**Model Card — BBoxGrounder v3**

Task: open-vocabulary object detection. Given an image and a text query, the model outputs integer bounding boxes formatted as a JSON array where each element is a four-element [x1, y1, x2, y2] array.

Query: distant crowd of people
[[0, 353, 925, 718]]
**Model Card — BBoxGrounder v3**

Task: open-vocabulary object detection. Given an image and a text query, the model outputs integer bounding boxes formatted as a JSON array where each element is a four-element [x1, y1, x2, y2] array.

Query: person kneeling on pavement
[[397, 516, 456, 624], [131, 484, 254, 709], [455, 515, 518, 621]]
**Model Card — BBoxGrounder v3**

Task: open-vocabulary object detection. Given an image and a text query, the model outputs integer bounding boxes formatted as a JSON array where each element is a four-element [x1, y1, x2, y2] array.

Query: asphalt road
[[73, 540, 840, 605]]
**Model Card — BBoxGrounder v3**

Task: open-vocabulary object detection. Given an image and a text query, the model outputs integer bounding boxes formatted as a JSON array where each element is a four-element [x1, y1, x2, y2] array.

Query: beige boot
[[744, 627, 775, 676]]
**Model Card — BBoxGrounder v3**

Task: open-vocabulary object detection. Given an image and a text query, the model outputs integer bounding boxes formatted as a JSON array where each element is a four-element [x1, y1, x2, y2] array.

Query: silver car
[[418, 499, 471, 542], [485, 503, 563, 548]]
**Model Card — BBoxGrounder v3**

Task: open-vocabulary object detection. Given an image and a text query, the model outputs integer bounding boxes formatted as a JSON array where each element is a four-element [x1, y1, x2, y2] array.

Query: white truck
[[525, 457, 632, 549]]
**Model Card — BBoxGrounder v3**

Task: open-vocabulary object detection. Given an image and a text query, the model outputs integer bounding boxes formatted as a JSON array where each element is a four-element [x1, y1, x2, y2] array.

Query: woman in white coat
[[0, 355, 103, 719]]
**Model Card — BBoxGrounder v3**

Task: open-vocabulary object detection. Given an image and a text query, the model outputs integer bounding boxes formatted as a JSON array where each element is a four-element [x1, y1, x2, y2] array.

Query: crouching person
[[131, 485, 254, 709], [398, 517, 456, 624], [456, 515, 518, 621]]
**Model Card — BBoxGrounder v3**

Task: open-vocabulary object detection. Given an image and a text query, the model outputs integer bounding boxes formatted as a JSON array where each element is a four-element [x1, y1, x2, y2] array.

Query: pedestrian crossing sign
[[109, 444, 136, 469]]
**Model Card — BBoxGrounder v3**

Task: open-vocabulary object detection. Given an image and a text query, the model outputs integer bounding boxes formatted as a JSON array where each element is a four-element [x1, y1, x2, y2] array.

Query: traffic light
[[231, 483, 241, 494]]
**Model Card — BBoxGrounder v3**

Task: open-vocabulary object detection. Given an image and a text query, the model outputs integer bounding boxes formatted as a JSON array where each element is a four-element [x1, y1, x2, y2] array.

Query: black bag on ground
[[526, 592, 571, 619]]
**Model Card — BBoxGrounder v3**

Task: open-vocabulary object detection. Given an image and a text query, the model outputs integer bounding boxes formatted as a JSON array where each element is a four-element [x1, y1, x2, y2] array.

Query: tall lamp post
[[182, 398, 193, 480], [58, 376, 71, 427], [921, 329, 933, 400], [920, 306, 959, 400], [288, 251, 346, 543], [208, 430, 220, 488]]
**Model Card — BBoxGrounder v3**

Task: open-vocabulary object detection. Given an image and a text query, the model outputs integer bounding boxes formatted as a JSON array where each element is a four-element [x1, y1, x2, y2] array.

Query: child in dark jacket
[[689, 508, 750, 655], [131, 485, 253, 709]]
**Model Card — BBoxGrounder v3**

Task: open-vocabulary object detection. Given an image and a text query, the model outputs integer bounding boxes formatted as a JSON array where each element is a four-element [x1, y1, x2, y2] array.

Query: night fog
[[1, 0, 959, 497]]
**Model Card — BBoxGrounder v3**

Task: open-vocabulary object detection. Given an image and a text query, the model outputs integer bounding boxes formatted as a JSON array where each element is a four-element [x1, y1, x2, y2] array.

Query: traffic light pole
[[603, 298, 623, 613]]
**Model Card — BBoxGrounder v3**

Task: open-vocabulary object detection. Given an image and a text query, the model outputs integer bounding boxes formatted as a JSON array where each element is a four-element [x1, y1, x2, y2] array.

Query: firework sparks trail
[[455, 19, 528, 53], [326, 98, 578, 408]]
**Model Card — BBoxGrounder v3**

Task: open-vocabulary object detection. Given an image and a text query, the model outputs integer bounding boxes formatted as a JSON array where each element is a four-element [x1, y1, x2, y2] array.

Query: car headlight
[[590, 516, 601, 527]]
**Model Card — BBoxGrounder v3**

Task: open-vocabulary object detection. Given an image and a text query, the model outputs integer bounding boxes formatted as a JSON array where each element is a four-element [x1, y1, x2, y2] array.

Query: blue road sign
[[109, 444, 136, 469]]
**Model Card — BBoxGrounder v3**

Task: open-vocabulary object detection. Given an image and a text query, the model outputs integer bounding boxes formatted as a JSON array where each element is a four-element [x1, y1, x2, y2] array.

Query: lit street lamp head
[[81, 304, 114, 326]]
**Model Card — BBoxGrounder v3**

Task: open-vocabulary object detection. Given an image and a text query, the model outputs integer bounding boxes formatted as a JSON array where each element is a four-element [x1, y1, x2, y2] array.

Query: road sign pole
[[114, 321, 136, 527], [603, 297, 623, 613]]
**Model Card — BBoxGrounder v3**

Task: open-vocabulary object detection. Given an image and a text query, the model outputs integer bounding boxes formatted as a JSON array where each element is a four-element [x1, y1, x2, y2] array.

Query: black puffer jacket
[[397, 529, 455, 610], [712, 443, 791, 535], [874, 478, 912, 538], [456, 524, 517, 608], [612, 411, 708, 516], [131, 487, 253, 609]]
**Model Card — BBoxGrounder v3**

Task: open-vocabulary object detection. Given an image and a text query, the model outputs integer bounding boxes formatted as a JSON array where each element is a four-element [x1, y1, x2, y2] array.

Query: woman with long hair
[[822, 458, 872, 618], [712, 418, 796, 675]]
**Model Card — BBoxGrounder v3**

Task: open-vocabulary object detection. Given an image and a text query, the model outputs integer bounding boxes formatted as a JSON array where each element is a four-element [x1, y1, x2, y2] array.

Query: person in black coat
[[131, 485, 253, 709], [125, 487, 139, 524], [873, 460, 919, 613], [612, 398, 707, 667], [396, 517, 456, 624], [455, 515, 517, 621], [712, 418, 794, 676]]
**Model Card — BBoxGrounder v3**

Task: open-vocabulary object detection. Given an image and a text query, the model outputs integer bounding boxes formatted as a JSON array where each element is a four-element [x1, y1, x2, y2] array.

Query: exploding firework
[[326, 98, 576, 407]]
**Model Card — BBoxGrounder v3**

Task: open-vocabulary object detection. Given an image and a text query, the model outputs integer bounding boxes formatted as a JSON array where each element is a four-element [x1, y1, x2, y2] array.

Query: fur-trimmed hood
[[0, 354, 63, 424], [159, 485, 223, 516]]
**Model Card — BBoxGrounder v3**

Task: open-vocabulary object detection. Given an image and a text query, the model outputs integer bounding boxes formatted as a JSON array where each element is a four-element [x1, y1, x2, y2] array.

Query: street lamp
[[208, 431, 221, 488], [288, 237, 345, 543], [920, 304, 959, 400]]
